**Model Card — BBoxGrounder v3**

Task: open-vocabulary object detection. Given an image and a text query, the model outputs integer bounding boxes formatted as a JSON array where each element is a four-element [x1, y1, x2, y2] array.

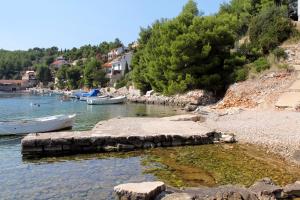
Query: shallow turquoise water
[[0, 94, 182, 200]]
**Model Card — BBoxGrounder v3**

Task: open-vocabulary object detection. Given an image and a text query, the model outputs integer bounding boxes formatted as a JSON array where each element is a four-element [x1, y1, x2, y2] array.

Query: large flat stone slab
[[275, 92, 300, 108], [289, 80, 300, 90], [114, 181, 165, 200], [92, 117, 211, 136], [293, 65, 300, 71]]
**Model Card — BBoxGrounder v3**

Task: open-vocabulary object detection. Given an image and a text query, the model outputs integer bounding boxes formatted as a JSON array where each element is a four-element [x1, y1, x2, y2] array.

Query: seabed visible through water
[[1, 94, 300, 199]]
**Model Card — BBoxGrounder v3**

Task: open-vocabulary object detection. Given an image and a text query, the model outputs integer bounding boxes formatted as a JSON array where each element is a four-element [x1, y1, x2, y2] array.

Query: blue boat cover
[[81, 89, 100, 97], [74, 89, 100, 98]]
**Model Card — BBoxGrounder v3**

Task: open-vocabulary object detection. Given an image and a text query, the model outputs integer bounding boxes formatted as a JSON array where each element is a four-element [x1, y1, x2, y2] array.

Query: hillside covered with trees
[[0, 0, 298, 95], [0, 38, 124, 89], [131, 0, 298, 95]]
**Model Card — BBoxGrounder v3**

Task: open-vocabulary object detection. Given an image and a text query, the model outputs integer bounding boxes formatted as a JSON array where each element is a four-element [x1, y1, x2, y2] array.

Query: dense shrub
[[253, 57, 270, 72], [237, 43, 262, 62], [115, 74, 131, 89], [272, 47, 288, 60], [131, 0, 296, 96], [234, 67, 249, 82], [132, 0, 238, 95], [249, 6, 294, 54]]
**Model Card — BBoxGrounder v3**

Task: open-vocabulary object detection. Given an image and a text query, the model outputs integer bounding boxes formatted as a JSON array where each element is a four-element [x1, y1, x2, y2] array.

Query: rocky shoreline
[[112, 88, 217, 111], [114, 178, 300, 200]]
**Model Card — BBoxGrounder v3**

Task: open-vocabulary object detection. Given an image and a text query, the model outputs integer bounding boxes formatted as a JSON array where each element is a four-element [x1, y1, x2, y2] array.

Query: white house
[[111, 52, 132, 75], [108, 46, 125, 60], [103, 52, 133, 85]]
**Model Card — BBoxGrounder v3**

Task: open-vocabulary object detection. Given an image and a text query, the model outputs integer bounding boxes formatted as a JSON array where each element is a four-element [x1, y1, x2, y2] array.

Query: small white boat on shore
[[0, 114, 76, 135], [87, 96, 126, 105]]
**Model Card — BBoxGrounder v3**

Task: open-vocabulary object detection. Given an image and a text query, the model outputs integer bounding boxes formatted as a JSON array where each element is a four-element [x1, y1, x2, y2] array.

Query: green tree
[[66, 66, 82, 89], [93, 70, 109, 87], [36, 65, 53, 86], [124, 61, 129, 74], [55, 65, 68, 89], [132, 0, 238, 95], [83, 58, 105, 88], [249, 5, 294, 53]]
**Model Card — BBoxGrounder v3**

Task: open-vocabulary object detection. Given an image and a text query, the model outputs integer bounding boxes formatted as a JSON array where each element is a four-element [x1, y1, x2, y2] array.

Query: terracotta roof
[[51, 60, 68, 66], [103, 62, 112, 68], [0, 80, 27, 84]]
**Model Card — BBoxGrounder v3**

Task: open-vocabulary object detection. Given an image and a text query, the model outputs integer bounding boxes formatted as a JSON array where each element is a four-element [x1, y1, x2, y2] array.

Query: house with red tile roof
[[51, 56, 69, 69]]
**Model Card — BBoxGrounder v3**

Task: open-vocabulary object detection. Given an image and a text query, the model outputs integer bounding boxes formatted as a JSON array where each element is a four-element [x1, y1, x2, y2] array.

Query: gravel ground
[[203, 110, 300, 163]]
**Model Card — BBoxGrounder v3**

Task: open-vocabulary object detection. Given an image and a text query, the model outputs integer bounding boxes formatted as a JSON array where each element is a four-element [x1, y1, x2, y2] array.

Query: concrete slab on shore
[[91, 117, 210, 136], [275, 92, 300, 109], [21, 115, 235, 157]]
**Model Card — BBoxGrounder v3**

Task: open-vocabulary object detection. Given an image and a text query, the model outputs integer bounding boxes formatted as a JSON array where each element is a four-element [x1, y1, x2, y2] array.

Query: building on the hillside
[[0, 80, 29, 92], [108, 46, 125, 61], [22, 71, 37, 87], [103, 52, 133, 85], [129, 41, 139, 50], [71, 58, 87, 66], [51, 56, 69, 69]]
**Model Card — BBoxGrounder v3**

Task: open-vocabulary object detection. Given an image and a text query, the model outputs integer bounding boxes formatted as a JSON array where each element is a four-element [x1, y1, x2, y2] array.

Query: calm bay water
[[0, 93, 181, 200], [1, 94, 299, 200]]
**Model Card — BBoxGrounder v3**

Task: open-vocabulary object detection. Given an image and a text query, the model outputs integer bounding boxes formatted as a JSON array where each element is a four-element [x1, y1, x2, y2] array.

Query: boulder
[[249, 178, 283, 200], [184, 185, 258, 200], [283, 181, 300, 198], [184, 104, 198, 112], [145, 90, 154, 97], [114, 181, 166, 200], [220, 134, 236, 143]]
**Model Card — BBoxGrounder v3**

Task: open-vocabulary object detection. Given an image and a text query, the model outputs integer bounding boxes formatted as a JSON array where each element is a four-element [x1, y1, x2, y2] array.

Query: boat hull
[[0, 114, 76, 135], [87, 96, 126, 105]]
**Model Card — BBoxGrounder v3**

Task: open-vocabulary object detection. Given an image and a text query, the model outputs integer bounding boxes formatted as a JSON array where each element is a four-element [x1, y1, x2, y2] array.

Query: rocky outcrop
[[248, 178, 283, 200], [114, 181, 165, 200], [125, 89, 216, 109], [115, 178, 300, 200], [283, 181, 300, 198]]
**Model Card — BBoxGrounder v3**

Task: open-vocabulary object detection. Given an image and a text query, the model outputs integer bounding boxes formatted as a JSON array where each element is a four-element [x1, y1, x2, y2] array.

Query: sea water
[[0, 93, 181, 200]]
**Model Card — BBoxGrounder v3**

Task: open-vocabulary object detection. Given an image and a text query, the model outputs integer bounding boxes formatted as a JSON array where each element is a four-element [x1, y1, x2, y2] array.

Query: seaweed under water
[[141, 143, 300, 188], [21, 143, 300, 192]]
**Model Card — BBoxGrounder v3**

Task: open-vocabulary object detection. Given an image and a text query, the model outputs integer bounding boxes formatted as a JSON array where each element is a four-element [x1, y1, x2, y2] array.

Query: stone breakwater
[[114, 178, 300, 200], [21, 115, 235, 157], [21, 131, 233, 157]]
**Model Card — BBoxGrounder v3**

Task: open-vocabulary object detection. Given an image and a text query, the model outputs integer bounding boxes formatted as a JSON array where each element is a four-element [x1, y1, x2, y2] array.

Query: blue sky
[[0, 0, 228, 50]]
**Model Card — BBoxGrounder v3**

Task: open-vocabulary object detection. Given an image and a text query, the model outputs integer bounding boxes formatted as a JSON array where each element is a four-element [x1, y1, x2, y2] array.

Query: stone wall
[[21, 132, 235, 158]]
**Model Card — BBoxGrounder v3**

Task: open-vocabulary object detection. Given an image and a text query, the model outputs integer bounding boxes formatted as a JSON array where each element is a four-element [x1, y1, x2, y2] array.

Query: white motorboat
[[0, 114, 76, 135], [80, 95, 109, 101], [87, 96, 126, 105]]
